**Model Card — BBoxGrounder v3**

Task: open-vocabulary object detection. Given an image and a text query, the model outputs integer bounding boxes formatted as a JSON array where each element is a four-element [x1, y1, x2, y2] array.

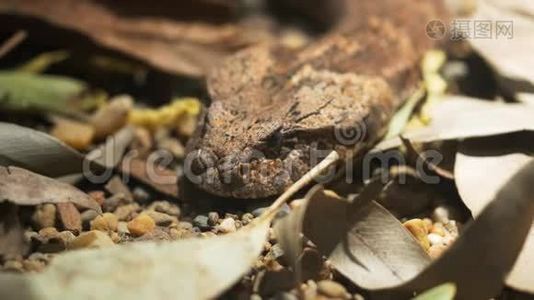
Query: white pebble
[[432, 206, 450, 224], [218, 218, 236, 233], [427, 233, 444, 246]]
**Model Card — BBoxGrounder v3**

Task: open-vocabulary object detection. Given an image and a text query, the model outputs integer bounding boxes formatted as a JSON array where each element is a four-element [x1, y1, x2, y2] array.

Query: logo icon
[[426, 20, 446, 40]]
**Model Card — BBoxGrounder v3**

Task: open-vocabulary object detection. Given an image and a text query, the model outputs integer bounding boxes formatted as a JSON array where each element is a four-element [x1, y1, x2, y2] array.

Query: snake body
[[187, 0, 447, 198]]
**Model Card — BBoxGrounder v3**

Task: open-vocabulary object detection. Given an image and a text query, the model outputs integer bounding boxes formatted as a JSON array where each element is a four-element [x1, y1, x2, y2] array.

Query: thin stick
[[0, 31, 27, 59], [261, 150, 340, 220]]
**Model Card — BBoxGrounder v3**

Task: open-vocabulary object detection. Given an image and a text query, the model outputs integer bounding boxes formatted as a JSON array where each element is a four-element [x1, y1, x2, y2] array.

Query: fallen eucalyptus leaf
[[0, 122, 88, 177], [276, 185, 430, 290], [0, 219, 269, 300], [0, 166, 101, 213], [0, 71, 86, 115], [455, 133, 534, 293], [412, 283, 456, 300], [375, 96, 534, 151], [374, 158, 534, 299], [470, 0, 534, 99]]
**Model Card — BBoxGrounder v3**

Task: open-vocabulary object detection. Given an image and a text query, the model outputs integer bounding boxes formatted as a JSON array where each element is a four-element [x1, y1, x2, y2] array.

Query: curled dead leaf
[[455, 133, 534, 293], [0, 166, 101, 213]]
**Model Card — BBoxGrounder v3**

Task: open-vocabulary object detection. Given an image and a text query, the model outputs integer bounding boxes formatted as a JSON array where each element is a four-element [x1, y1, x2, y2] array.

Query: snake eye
[[264, 129, 283, 148], [190, 149, 216, 175]]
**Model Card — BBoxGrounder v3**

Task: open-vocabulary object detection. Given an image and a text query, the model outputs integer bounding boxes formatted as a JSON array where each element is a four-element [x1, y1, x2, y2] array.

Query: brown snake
[[186, 0, 448, 198]]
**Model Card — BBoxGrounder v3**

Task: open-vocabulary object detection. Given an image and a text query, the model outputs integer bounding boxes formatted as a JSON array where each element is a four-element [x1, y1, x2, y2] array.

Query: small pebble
[[317, 280, 347, 298], [113, 203, 140, 221], [105, 176, 133, 201], [403, 218, 430, 251], [132, 187, 150, 203], [208, 212, 219, 226], [32, 204, 56, 229], [90, 213, 119, 232], [224, 213, 239, 220], [430, 222, 446, 236], [103, 194, 131, 212], [38, 227, 59, 238], [3, 260, 24, 272], [54, 231, 76, 246], [193, 215, 210, 230], [427, 233, 444, 246], [68, 230, 115, 249], [218, 218, 237, 233], [109, 231, 121, 243], [88, 191, 106, 206], [432, 206, 450, 224], [241, 213, 254, 225], [444, 220, 459, 238], [127, 214, 156, 237], [428, 244, 448, 259], [422, 218, 433, 233], [81, 209, 99, 229], [22, 259, 46, 272], [145, 210, 177, 226], [178, 221, 193, 231], [148, 201, 181, 217], [117, 222, 130, 234]]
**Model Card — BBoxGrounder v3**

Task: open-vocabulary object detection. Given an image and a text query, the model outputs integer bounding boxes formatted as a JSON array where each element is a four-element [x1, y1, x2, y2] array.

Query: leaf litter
[[1, 0, 534, 299]]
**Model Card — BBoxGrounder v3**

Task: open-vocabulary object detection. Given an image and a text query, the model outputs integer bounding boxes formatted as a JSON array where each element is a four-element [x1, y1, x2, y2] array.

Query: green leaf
[[0, 71, 86, 115], [413, 283, 456, 300]]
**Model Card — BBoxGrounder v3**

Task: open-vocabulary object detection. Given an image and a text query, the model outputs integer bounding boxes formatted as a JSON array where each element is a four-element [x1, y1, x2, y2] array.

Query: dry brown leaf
[[374, 158, 534, 299], [0, 0, 269, 77], [375, 96, 534, 151], [469, 0, 534, 102], [0, 166, 101, 213], [276, 184, 430, 290], [455, 133, 534, 293]]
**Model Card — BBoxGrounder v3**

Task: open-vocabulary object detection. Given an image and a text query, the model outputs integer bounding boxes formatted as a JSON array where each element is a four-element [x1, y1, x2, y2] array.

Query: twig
[[261, 150, 340, 220], [0, 30, 27, 59]]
